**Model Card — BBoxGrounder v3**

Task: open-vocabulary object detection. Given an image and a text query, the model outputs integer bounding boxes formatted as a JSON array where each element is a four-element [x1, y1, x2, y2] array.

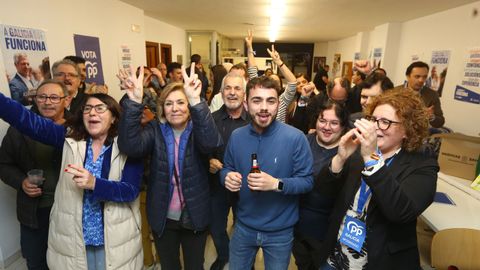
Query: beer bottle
[[250, 153, 260, 173], [250, 153, 260, 192]]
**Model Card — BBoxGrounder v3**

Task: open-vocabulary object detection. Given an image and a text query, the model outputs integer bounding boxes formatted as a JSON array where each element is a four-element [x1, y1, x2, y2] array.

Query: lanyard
[[355, 156, 395, 214]]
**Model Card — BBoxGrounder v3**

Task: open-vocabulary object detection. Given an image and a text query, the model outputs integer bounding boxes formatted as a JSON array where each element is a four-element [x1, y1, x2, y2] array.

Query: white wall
[[0, 0, 149, 267], [326, 35, 358, 77], [312, 42, 328, 75], [144, 15, 187, 65], [391, 1, 480, 136], [325, 1, 480, 136], [0, 46, 18, 268]]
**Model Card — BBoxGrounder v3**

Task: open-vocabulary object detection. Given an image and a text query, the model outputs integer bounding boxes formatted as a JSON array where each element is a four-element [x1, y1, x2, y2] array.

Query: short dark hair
[[191, 54, 201, 64], [63, 55, 86, 65], [295, 72, 310, 81], [317, 100, 349, 135], [375, 67, 387, 76], [359, 73, 394, 92], [167, 62, 182, 77], [405, 61, 429, 76], [246, 76, 281, 98], [65, 93, 121, 145], [36, 79, 69, 96]]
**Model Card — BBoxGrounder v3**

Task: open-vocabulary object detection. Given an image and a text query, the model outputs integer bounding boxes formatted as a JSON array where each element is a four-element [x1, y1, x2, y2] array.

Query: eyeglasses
[[34, 94, 66, 104], [317, 118, 341, 129], [83, 104, 109, 114], [53, 72, 79, 78], [365, 115, 401, 131]]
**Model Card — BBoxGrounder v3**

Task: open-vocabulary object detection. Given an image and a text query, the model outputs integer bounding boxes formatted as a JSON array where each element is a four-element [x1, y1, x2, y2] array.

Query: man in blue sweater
[[221, 76, 313, 270]]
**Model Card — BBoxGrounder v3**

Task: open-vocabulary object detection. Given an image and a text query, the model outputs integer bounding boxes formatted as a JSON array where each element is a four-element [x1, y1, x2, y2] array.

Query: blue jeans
[[86, 245, 105, 270], [229, 222, 293, 270]]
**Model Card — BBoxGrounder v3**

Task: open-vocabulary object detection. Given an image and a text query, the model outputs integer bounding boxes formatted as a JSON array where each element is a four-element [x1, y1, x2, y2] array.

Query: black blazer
[[317, 150, 439, 270]]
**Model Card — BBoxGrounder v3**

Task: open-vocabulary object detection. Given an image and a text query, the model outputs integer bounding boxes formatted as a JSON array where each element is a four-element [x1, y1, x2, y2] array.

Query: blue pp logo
[[346, 220, 364, 236]]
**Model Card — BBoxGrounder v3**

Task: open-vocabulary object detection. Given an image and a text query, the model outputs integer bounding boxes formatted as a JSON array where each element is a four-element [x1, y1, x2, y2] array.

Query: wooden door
[[160, 43, 172, 64], [145, 41, 159, 67]]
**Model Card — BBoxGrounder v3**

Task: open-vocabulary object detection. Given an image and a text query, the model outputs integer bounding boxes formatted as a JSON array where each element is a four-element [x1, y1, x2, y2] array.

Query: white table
[[420, 172, 480, 232]]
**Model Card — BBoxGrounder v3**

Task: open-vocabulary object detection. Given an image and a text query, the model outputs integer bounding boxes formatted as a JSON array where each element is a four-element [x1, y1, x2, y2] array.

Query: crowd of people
[[0, 30, 443, 270]]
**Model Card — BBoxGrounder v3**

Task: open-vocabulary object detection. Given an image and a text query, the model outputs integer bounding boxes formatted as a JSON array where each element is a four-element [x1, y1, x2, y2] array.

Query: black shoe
[[210, 259, 227, 270]]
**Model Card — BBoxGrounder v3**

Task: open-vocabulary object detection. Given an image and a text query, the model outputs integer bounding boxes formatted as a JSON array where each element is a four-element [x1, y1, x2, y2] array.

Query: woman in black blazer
[[318, 88, 439, 270]]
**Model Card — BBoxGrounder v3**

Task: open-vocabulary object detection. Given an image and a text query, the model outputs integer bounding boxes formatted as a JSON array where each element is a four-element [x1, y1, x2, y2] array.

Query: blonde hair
[[156, 82, 189, 124]]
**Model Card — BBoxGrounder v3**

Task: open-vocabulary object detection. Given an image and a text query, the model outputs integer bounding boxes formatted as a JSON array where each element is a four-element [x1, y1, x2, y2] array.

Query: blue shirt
[[220, 121, 313, 232], [83, 139, 110, 246]]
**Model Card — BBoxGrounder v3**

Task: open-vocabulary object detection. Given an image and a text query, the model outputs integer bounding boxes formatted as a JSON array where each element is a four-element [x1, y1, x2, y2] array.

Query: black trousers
[[292, 234, 324, 270], [20, 206, 51, 270], [154, 219, 207, 270]]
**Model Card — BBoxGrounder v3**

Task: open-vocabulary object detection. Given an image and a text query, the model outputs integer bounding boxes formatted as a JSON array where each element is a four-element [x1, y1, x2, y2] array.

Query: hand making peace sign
[[116, 66, 144, 104]]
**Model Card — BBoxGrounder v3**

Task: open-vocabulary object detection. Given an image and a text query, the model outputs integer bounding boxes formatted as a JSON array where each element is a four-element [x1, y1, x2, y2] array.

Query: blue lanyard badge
[[356, 180, 371, 214], [340, 215, 366, 253], [340, 155, 396, 253]]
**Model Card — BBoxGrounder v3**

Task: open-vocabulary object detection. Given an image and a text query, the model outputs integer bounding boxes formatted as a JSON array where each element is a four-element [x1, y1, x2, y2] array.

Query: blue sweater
[[220, 120, 313, 232]]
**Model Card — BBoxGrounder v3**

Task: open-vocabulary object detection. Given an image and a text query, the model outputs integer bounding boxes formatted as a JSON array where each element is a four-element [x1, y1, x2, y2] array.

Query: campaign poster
[[454, 47, 480, 104], [371, 48, 382, 68], [74, 34, 104, 85], [332, 53, 341, 77], [118, 44, 132, 70], [427, 50, 450, 97], [354, 52, 360, 61], [0, 24, 50, 105]]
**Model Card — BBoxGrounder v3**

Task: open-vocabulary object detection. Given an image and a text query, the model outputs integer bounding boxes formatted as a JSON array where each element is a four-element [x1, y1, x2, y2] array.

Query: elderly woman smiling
[[118, 63, 222, 270], [0, 91, 143, 270]]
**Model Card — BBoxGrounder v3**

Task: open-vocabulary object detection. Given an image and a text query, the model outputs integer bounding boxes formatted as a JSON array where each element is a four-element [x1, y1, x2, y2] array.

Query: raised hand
[[267, 44, 283, 66], [64, 164, 96, 190], [116, 66, 144, 104], [301, 82, 315, 97], [354, 60, 373, 75], [151, 67, 166, 86], [331, 128, 361, 172], [245, 29, 253, 50], [181, 62, 201, 106], [353, 118, 378, 162]]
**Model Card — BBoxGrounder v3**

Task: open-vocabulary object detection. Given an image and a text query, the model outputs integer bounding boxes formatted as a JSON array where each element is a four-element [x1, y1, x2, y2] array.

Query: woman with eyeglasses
[[117, 63, 222, 270], [293, 100, 350, 270], [0, 91, 144, 270], [317, 88, 439, 270]]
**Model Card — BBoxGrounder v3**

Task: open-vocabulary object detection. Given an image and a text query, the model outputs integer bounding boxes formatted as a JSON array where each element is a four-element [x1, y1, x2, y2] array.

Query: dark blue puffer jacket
[[118, 97, 222, 235]]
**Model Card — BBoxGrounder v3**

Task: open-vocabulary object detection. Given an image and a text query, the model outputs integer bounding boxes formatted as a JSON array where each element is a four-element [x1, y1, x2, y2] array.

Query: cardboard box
[[433, 133, 480, 180]]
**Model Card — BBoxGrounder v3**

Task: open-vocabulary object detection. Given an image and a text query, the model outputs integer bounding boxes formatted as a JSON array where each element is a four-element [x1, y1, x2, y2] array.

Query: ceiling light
[[269, 0, 285, 42]]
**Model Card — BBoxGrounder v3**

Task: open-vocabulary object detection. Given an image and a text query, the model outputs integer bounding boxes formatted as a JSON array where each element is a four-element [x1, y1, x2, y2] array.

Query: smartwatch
[[277, 179, 284, 192]]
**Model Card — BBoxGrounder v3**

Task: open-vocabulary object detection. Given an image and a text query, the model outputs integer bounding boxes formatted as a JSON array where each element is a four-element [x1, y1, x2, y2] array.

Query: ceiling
[[120, 0, 479, 42]]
